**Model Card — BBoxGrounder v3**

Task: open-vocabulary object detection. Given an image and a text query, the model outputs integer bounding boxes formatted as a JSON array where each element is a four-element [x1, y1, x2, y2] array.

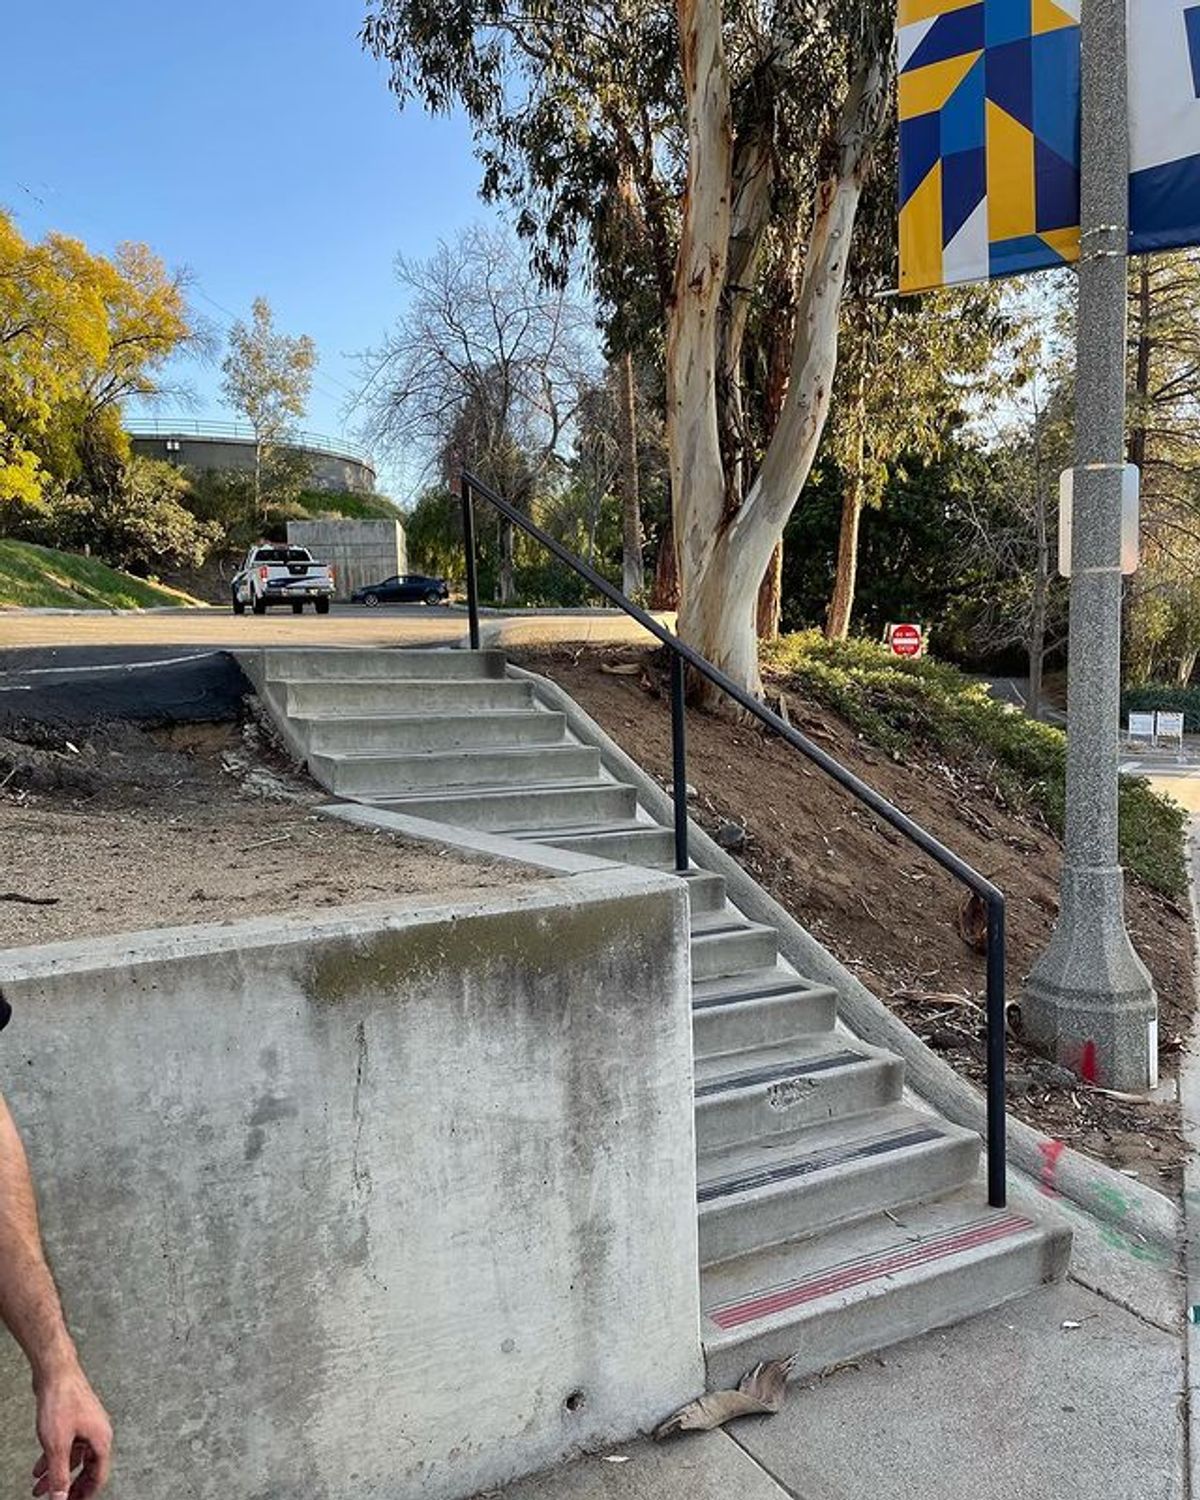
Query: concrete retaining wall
[[287, 519, 408, 600], [0, 871, 702, 1500]]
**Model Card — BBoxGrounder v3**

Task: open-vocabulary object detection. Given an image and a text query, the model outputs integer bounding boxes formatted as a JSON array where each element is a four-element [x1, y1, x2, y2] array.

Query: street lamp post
[[1023, 0, 1158, 1093]]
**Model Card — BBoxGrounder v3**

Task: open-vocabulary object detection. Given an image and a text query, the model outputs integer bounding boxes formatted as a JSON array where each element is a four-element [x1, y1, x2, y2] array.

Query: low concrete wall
[[0, 872, 701, 1500], [287, 519, 407, 600]]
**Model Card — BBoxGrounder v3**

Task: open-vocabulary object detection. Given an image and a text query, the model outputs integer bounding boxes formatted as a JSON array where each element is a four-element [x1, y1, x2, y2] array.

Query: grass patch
[[0, 540, 204, 610], [763, 631, 1188, 898]]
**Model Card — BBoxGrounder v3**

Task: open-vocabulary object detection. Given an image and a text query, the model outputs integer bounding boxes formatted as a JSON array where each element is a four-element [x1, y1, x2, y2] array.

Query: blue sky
[[0, 0, 500, 497]]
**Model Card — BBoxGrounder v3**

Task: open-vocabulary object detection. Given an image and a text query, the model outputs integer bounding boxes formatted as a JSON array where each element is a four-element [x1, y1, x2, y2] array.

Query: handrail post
[[670, 653, 689, 872], [460, 476, 481, 652], [986, 896, 1007, 1208]]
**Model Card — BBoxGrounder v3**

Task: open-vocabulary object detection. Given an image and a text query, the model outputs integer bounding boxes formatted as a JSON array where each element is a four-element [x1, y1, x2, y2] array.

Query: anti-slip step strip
[[705, 1212, 1035, 1331], [696, 1051, 863, 1098], [692, 979, 811, 1012], [697, 1125, 942, 1204]]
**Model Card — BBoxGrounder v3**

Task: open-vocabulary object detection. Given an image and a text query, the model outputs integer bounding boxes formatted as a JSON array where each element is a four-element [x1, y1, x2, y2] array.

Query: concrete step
[[283, 677, 534, 717], [301, 710, 568, 756], [678, 869, 727, 915], [365, 781, 639, 832], [263, 647, 506, 681], [531, 823, 678, 867], [309, 744, 601, 798], [690, 919, 779, 982], [696, 1106, 980, 1267], [693, 1038, 903, 1152], [692, 970, 839, 1059], [701, 1188, 1071, 1389]]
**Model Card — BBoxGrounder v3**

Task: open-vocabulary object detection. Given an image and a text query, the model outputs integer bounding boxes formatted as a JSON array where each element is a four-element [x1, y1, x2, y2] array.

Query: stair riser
[[692, 989, 838, 1060], [691, 928, 779, 982], [698, 1135, 980, 1267], [694, 1057, 903, 1153], [370, 784, 638, 831], [680, 873, 728, 915], [311, 745, 601, 797], [264, 648, 506, 681], [303, 712, 568, 755], [284, 680, 533, 716], [703, 1228, 1070, 1390]]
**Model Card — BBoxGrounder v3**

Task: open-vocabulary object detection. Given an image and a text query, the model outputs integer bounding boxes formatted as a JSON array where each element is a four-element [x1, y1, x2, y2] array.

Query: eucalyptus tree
[[364, 0, 895, 694]]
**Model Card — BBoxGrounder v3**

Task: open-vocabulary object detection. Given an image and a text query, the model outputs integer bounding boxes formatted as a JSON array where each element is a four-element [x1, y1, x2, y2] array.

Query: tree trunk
[[618, 350, 644, 597], [667, 0, 733, 634], [827, 473, 864, 642], [756, 543, 783, 640], [651, 505, 680, 610], [498, 516, 515, 605], [1128, 257, 1151, 470], [1178, 651, 1198, 687], [670, 37, 891, 698], [826, 359, 867, 641]]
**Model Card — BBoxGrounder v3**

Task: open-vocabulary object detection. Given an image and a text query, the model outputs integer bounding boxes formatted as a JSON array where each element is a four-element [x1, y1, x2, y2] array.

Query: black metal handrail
[[460, 471, 1007, 1208]]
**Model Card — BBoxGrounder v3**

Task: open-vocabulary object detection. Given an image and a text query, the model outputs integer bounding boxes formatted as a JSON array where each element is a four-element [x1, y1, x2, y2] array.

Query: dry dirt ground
[[0, 713, 523, 949], [514, 646, 1195, 1189]]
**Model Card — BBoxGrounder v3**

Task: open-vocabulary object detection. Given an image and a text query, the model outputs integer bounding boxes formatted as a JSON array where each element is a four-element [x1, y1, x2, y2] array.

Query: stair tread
[[691, 917, 776, 944], [314, 744, 580, 765], [366, 779, 625, 805], [692, 968, 836, 1012], [690, 911, 757, 938], [520, 821, 663, 840], [693, 1036, 890, 1096], [295, 710, 557, 725], [700, 1187, 1052, 1348], [696, 1105, 976, 1204]]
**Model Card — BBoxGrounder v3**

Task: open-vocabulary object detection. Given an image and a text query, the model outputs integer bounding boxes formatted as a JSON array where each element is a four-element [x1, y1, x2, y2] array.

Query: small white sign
[[1127, 711, 1156, 744], [1058, 465, 1140, 578], [1156, 711, 1185, 748]]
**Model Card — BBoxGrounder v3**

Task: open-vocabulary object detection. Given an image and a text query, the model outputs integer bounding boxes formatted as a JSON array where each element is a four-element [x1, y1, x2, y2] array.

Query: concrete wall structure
[[130, 433, 378, 495], [0, 871, 702, 1500], [287, 519, 408, 600]]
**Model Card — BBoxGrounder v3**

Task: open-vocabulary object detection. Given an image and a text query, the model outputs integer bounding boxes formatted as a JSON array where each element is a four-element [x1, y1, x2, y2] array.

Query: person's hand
[[30, 1358, 112, 1499]]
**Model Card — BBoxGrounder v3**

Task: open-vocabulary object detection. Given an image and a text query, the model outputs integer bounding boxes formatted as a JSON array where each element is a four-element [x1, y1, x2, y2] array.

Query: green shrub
[[763, 631, 1188, 897], [1121, 684, 1200, 733]]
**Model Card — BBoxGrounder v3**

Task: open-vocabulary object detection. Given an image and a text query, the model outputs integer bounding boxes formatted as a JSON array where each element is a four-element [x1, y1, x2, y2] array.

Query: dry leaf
[[600, 663, 641, 676], [653, 1357, 792, 1440]]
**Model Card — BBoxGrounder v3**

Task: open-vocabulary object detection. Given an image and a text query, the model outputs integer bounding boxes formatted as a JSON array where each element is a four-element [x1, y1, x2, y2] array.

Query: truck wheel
[[292, 601, 304, 615], [252, 595, 267, 616], [425, 589, 442, 606], [232, 590, 245, 616], [315, 598, 331, 615]]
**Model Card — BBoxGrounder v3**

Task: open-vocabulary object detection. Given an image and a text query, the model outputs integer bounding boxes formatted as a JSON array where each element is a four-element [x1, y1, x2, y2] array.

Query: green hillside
[[0, 540, 205, 610]]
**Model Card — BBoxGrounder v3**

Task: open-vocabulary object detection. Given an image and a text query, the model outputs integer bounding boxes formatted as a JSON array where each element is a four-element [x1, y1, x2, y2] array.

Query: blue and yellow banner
[[899, 0, 1081, 292], [899, 1, 1200, 291]]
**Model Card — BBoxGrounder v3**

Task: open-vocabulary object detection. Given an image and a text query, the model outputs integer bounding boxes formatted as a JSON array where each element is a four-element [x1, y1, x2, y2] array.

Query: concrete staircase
[[252, 646, 1070, 1387]]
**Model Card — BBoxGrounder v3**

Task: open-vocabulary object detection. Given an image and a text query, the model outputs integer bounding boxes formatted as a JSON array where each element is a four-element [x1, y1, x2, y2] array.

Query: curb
[[511, 661, 1182, 1258]]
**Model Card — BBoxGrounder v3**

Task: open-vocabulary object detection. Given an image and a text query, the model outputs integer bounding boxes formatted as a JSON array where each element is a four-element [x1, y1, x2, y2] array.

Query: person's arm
[[0, 1096, 111, 1499]]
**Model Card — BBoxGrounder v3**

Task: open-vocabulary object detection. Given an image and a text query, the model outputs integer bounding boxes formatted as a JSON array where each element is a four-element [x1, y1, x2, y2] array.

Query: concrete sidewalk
[[480, 1238, 1185, 1500]]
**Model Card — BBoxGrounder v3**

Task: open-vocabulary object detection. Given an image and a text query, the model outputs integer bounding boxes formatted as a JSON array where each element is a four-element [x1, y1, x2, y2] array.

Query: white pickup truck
[[231, 544, 336, 615]]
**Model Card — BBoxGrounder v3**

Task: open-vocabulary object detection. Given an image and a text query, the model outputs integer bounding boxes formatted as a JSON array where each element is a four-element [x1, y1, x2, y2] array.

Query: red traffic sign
[[890, 623, 923, 658]]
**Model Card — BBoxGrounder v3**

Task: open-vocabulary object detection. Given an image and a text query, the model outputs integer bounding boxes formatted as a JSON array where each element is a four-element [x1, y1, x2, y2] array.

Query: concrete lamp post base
[[1023, 865, 1158, 1094]]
